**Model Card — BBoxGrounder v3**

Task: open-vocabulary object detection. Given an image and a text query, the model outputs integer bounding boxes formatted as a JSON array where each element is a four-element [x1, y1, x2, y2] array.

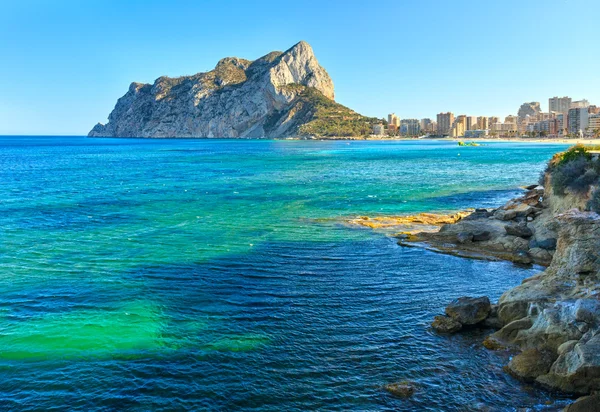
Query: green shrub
[[551, 158, 591, 195]]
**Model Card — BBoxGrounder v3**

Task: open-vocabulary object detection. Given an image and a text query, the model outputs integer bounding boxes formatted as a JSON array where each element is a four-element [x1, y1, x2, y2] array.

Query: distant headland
[[89, 41, 380, 139]]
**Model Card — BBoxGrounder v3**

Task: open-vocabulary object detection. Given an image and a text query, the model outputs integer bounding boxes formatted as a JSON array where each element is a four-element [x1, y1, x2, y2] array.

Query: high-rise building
[[488, 116, 499, 126], [436, 112, 454, 135], [477, 116, 489, 130], [451, 115, 467, 137], [466, 116, 477, 131], [401, 119, 420, 136], [505, 115, 518, 125], [568, 107, 589, 135], [420, 118, 435, 133], [549, 96, 572, 115], [387, 113, 400, 134]]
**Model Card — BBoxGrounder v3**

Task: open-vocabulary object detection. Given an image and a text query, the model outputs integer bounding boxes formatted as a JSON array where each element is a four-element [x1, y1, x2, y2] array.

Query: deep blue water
[[0, 137, 572, 411]]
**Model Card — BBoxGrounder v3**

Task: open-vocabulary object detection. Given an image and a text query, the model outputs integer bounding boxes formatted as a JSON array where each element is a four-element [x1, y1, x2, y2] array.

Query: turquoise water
[[0, 137, 570, 410]]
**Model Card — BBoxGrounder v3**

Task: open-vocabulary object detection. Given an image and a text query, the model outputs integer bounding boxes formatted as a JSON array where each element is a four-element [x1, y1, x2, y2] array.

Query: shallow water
[[0, 137, 571, 410]]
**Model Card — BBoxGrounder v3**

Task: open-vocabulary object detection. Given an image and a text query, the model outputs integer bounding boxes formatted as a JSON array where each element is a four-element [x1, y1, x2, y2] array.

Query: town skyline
[[379, 95, 599, 138]]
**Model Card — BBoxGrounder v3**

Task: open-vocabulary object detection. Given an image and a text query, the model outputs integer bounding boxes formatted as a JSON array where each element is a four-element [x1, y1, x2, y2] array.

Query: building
[[549, 96, 571, 116], [373, 124, 385, 136], [466, 116, 478, 131], [568, 107, 589, 135], [505, 115, 518, 125], [388, 113, 400, 134], [436, 112, 454, 136], [401, 119, 420, 136], [557, 113, 566, 135], [571, 99, 590, 109], [451, 115, 467, 137], [588, 113, 600, 135], [488, 116, 499, 126], [420, 118, 435, 133], [477, 116, 489, 130]]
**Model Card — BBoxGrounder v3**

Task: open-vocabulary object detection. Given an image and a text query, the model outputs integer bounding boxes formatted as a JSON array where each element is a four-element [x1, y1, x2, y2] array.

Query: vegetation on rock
[[544, 145, 600, 208]]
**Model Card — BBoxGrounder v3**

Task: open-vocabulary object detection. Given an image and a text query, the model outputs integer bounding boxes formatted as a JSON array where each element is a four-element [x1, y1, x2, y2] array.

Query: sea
[[0, 137, 572, 411]]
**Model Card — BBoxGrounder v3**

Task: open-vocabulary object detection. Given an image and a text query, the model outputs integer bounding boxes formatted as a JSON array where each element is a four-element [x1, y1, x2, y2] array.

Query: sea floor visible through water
[[0, 137, 573, 411]]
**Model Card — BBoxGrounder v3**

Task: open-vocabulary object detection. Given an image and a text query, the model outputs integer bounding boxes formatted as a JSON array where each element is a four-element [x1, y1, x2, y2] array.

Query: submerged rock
[[384, 381, 417, 398], [445, 296, 491, 326]]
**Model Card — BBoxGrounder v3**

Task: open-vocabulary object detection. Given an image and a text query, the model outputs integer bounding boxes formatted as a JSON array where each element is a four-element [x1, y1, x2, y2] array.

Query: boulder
[[504, 223, 533, 238], [384, 381, 417, 398], [445, 296, 491, 325], [495, 209, 517, 221], [431, 315, 462, 333], [506, 348, 556, 382]]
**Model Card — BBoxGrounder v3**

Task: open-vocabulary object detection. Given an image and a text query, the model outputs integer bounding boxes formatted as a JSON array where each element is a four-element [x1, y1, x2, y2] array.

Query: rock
[[488, 317, 533, 345], [498, 302, 530, 325], [557, 340, 578, 356], [456, 232, 473, 244], [483, 316, 504, 330], [495, 209, 518, 221], [512, 204, 536, 217], [537, 333, 600, 394], [445, 296, 491, 325], [87, 41, 370, 139], [563, 393, 600, 412], [528, 247, 553, 264], [513, 250, 533, 265], [506, 349, 556, 382], [431, 315, 462, 333], [472, 231, 491, 241], [536, 238, 557, 250], [483, 335, 507, 350], [505, 223, 533, 238], [384, 381, 417, 398]]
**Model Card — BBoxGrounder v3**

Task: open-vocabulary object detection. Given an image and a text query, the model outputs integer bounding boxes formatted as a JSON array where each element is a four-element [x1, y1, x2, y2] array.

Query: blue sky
[[1, 0, 598, 135]]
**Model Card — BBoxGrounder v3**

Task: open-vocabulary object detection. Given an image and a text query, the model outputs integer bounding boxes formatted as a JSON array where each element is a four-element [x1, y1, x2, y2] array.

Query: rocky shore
[[415, 146, 600, 410]]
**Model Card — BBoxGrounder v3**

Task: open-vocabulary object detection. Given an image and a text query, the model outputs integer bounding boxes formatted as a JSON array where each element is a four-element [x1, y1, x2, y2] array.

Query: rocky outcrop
[[398, 185, 555, 266], [486, 209, 600, 394], [89, 41, 377, 139], [420, 148, 600, 403]]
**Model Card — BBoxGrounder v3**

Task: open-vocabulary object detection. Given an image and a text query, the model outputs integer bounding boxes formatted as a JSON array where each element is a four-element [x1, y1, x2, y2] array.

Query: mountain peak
[[89, 42, 343, 138]]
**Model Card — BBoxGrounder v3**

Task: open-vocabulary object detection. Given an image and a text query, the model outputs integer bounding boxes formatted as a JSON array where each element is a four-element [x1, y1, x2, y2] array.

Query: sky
[[1, 0, 598, 135]]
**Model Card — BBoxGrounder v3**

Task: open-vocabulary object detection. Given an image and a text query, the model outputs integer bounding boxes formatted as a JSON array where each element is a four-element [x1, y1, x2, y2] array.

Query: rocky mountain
[[89, 41, 379, 139]]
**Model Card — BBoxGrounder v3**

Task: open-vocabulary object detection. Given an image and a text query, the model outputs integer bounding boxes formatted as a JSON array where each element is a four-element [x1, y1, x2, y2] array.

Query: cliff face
[[89, 41, 372, 139]]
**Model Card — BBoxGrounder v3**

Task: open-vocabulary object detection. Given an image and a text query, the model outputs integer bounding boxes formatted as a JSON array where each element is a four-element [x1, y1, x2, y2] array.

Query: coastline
[[348, 145, 600, 411]]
